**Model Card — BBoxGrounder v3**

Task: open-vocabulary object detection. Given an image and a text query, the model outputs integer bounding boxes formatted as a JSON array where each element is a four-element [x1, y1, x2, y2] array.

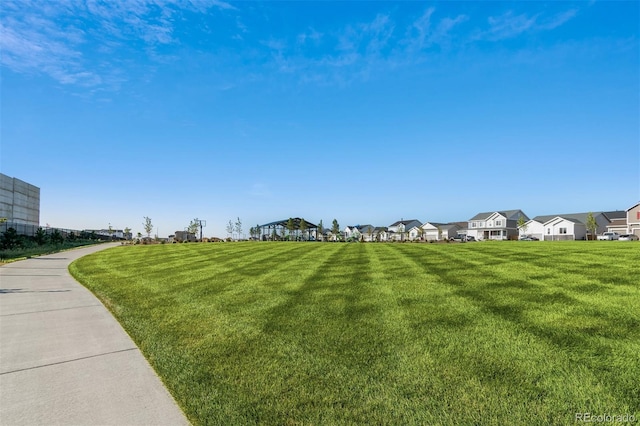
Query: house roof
[[389, 219, 422, 227], [530, 212, 606, 226], [626, 202, 640, 212], [440, 223, 462, 231], [603, 210, 626, 220], [358, 224, 374, 232], [469, 210, 526, 221], [421, 222, 446, 228]]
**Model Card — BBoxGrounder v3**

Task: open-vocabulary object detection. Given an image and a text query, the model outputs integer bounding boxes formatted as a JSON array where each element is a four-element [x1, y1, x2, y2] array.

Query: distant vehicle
[[519, 235, 539, 241], [450, 234, 467, 242], [618, 234, 639, 241], [597, 232, 620, 241], [466, 236, 476, 242]]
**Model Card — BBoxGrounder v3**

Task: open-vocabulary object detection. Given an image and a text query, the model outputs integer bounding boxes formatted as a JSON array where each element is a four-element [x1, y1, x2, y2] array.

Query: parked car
[[619, 234, 639, 241], [597, 232, 620, 241], [450, 234, 466, 242], [466, 236, 476, 242], [519, 235, 539, 241]]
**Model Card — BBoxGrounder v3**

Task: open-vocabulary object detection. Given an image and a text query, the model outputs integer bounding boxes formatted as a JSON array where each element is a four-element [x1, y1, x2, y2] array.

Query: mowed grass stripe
[[392, 243, 640, 416], [70, 242, 640, 425]]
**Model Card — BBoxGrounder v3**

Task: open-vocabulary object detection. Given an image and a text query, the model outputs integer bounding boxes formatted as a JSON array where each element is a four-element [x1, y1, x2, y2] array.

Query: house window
[[471, 223, 476, 228], [495, 220, 502, 226], [547, 228, 551, 234], [637, 212, 640, 220], [559, 228, 567, 234]]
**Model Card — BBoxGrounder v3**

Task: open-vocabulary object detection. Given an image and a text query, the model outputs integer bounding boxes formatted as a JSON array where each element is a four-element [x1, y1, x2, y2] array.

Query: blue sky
[[2, 1, 638, 238]]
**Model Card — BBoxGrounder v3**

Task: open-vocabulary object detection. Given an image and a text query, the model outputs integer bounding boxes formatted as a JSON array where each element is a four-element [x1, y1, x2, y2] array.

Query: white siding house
[[525, 212, 611, 240], [467, 210, 527, 241], [519, 219, 545, 240], [421, 222, 445, 241], [408, 226, 422, 241], [544, 217, 586, 241], [388, 219, 422, 242]]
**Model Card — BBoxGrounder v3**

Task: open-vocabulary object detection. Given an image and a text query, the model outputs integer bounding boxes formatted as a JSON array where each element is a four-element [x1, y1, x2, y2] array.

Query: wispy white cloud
[[475, 9, 578, 41], [0, 0, 235, 90], [404, 8, 468, 51], [538, 9, 578, 30]]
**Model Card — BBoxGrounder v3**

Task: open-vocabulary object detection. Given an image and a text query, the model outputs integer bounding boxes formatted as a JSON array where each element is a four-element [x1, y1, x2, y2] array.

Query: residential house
[[408, 226, 422, 241], [467, 210, 528, 241], [520, 212, 610, 241], [388, 219, 422, 241], [420, 222, 445, 241], [604, 211, 628, 235], [343, 225, 360, 240], [420, 222, 465, 241], [626, 202, 640, 237]]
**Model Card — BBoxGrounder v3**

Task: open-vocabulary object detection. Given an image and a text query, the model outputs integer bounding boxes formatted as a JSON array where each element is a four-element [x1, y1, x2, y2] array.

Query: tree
[[286, 218, 295, 241], [124, 227, 131, 240], [331, 219, 340, 241], [517, 215, 528, 236], [35, 227, 48, 245], [0, 227, 21, 249], [107, 223, 114, 240], [299, 218, 308, 241], [317, 220, 324, 241], [143, 217, 153, 238], [367, 226, 373, 242], [255, 224, 261, 240], [586, 212, 598, 240], [187, 219, 199, 237], [50, 229, 64, 245], [226, 220, 234, 240], [235, 217, 243, 240], [417, 227, 424, 241]]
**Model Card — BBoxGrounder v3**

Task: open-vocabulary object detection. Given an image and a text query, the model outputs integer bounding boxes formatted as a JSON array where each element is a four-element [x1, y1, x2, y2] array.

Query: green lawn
[[70, 242, 640, 425]]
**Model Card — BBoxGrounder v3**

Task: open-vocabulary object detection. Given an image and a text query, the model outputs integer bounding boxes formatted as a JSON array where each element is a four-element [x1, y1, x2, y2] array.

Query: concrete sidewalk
[[0, 243, 189, 425]]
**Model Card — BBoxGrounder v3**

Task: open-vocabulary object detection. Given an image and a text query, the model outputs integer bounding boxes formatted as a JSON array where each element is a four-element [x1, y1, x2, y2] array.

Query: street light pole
[[194, 218, 207, 241]]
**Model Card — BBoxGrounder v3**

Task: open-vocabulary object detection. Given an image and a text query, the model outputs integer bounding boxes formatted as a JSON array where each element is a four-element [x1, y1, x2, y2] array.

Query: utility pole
[[194, 218, 207, 241]]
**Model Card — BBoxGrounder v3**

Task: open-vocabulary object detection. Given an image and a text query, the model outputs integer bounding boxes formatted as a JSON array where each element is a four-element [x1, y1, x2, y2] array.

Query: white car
[[619, 234, 639, 241], [597, 232, 620, 241]]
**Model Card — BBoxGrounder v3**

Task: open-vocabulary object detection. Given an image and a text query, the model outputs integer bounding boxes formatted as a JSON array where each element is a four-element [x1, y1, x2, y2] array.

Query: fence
[[0, 221, 102, 239]]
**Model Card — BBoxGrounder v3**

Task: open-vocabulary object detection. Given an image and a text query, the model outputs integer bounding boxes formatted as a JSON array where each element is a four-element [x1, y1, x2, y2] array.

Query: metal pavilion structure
[[258, 218, 319, 241]]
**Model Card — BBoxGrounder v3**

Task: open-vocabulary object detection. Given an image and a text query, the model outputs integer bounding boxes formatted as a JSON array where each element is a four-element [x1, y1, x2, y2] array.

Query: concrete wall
[[0, 173, 40, 226]]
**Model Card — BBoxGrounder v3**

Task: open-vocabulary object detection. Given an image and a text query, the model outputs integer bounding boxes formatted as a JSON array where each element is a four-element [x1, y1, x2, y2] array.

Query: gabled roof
[[440, 223, 462, 231], [546, 216, 583, 225], [358, 224, 374, 232], [531, 212, 607, 226], [603, 211, 626, 220], [421, 221, 446, 228], [389, 219, 422, 227], [469, 210, 526, 221], [626, 202, 640, 212]]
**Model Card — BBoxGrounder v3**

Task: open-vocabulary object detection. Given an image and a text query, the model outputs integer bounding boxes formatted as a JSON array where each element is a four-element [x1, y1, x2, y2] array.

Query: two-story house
[[467, 210, 528, 241], [388, 219, 422, 241]]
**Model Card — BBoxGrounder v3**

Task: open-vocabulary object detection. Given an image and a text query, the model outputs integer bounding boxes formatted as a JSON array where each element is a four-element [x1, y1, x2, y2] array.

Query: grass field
[[70, 242, 640, 425]]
